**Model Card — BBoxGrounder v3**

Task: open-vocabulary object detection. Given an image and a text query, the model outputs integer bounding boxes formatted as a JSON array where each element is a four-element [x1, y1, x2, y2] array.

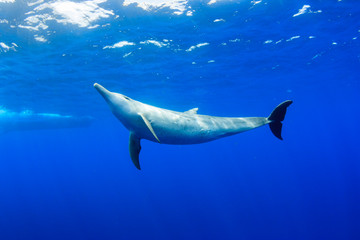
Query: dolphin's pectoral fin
[[138, 113, 160, 143], [129, 132, 141, 170], [184, 108, 198, 114]]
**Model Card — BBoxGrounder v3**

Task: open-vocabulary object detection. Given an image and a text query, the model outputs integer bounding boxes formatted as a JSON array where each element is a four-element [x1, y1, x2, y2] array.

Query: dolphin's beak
[[94, 83, 113, 104]]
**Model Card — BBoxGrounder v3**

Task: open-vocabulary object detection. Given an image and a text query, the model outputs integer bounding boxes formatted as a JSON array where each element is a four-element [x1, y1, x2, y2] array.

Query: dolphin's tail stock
[[267, 100, 293, 140]]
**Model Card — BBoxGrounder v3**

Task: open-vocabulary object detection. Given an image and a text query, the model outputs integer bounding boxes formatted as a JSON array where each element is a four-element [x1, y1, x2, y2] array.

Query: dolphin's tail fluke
[[267, 100, 293, 140]]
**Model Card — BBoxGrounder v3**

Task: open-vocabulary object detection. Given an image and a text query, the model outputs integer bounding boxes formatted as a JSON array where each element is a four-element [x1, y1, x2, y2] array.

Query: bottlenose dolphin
[[0, 108, 93, 134], [94, 83, 292, 170]]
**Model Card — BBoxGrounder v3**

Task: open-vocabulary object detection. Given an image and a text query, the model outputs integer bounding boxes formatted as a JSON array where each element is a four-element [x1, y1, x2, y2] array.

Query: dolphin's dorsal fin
[[138, 113, 160, 143], [129, 132, 141, 170], [184, 108, 198, 114]]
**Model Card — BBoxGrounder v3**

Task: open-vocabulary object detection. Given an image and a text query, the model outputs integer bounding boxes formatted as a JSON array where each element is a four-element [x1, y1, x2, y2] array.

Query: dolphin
[[94, 83, 292, 170], [0, 108, 93, 134]]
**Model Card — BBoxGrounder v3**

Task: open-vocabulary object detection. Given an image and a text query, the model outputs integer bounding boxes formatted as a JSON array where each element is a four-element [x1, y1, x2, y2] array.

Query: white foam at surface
[[34, 35, 47, 42], [103, 41, 136, 49], [123, 0, 188, 15], [293, 5, 322, 17], [47, 0, 114, 28], [213, 19, 225, 22], [19, 22, 49, 31], [27, 0, 44, 6], [293, 5, 311, 17], [0, 42, 17, 52], [186, 42, 209, 52], [22, 0, 114, 30], [264, 40, 273, 44], [286, 36, 300, 41], [0, 42, 10, 50], [229, 38, 240, 43], [123, 52, 133, 58], [20, 13, 53, 31], [207, 0, 232, 5], [19, 24, 39, 31], [0, 0, 15, 3], [88, 24, 100, 29], [140, 40, 168, 47], [312, 53, 321, 60], [251, 0, 262, 5]]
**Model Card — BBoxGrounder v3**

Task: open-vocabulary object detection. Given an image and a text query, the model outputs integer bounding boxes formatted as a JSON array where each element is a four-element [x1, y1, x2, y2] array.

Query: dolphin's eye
[[124, 96, 130, 100]]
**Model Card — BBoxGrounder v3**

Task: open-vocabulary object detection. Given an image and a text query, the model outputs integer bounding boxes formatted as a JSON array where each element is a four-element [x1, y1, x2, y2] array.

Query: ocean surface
[[0, 0, 359, 239]]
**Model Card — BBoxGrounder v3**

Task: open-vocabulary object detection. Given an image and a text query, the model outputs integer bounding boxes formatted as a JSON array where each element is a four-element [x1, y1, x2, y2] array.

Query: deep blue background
[[0, 0, 359, 239]]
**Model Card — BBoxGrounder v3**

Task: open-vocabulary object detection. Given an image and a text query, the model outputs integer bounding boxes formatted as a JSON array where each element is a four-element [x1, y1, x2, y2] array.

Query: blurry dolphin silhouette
[[0, 108, 93, 133], [94, 83, 292, 170]]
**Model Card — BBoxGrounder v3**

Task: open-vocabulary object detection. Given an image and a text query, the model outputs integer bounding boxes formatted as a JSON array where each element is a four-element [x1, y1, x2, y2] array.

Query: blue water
[[1, 0, 359, 239]]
